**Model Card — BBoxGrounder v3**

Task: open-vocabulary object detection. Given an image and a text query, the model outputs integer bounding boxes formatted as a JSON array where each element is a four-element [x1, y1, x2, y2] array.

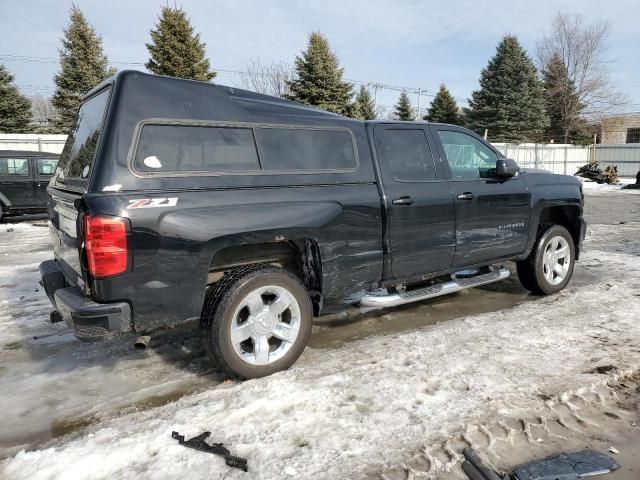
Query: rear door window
[[378, 129, 437, 182], [0, 158, 30, 176], [133, 125, 260, 173], [54, 88, 110, 190], [255, 127, 356, 171]]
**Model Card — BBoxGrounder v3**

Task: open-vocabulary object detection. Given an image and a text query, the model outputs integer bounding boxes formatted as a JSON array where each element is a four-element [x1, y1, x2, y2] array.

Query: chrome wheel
[[230, 285, 301, 365], [542, 235, 571, 285]]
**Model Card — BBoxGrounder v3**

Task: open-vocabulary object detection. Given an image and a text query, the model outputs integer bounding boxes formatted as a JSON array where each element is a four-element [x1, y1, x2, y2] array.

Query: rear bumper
[[39, 259, 132, 341]]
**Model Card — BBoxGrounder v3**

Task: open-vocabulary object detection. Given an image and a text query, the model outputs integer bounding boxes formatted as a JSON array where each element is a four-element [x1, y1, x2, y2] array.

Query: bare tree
[[538, 12, 626, 123], [30, 95, 57, 131], [238, 59, 294, 98]]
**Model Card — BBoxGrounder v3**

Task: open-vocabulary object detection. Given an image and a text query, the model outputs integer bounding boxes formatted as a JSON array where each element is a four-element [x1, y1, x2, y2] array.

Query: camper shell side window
[[129, 120, 359, 177]]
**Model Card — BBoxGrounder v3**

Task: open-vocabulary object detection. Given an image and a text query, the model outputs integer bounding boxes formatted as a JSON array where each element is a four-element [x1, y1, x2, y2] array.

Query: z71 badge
[[127, 198, 178, 209]]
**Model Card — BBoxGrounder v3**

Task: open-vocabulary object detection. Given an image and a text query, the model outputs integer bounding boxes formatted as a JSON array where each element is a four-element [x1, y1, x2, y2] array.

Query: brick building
[[600, 113, 640, 144]]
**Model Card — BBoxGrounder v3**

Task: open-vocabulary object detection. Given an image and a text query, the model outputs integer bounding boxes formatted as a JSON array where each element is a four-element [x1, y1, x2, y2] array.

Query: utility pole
[[415, 88, 422, 121], [370, 83, 383, 120], [371, 83, 382, 107]]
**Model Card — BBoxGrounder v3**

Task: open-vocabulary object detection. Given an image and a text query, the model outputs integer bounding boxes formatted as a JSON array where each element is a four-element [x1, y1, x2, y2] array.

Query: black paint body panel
[[44, 71, 585, 334]]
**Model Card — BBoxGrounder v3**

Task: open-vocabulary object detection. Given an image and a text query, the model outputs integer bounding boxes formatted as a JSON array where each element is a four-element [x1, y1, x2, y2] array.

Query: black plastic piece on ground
[[513, 449, 619, 480], [171, 431, 248, 472], [50, 310, 63, 323], [462, 448, 502, 480], [622, 171, 640, 189]]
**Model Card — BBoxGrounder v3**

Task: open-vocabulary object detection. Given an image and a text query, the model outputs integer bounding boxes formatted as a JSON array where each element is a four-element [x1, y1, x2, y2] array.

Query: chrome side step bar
[[359, 267, 511, 308]]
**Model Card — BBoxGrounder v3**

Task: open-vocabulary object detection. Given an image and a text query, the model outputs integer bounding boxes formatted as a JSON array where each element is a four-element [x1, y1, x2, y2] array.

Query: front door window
[[437, 131, 497, 179]]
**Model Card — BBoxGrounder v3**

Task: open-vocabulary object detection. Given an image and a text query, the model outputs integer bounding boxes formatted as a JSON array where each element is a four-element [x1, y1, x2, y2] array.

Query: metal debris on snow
[[171, 431, 248, 472]]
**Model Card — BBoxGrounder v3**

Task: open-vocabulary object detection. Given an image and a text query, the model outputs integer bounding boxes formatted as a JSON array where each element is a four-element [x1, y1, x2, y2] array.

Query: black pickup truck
[[40, 71, 585, 378]]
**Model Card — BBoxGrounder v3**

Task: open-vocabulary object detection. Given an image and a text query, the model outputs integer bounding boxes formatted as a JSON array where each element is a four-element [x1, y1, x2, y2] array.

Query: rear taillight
[[83, 214, 130, 278]]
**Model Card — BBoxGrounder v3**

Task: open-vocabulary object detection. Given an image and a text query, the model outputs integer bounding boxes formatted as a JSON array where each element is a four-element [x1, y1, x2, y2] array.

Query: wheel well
[[538, 205, 581, 246], [208, 239, 323, 316]]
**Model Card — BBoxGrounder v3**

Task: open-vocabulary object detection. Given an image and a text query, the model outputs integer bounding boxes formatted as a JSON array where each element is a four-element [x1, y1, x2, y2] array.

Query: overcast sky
[[1, 0, 639, 116]]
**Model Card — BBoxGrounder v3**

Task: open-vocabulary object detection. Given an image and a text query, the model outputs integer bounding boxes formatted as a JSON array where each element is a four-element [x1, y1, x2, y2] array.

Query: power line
[[7, 52, 637, 114], [0, 53, 468, 104]]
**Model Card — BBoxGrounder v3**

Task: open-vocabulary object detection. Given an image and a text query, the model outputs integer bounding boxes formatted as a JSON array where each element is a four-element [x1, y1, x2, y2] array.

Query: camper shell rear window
[[54, 88, 111, 190], [131, 121, 358, 175]]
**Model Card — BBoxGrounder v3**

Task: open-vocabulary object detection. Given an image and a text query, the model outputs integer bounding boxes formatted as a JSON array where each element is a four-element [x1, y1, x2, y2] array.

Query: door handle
[[457, 192, 476, 200], [392, 196, 415, 206]]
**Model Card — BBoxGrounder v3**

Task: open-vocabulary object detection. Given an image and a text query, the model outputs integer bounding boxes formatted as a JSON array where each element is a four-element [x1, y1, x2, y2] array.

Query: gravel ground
[[584, 192, 640, 225]]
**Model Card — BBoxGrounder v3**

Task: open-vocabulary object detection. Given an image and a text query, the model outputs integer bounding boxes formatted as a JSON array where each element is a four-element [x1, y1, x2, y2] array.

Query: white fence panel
[[595, 145, 640, 177], [493, 143, 640, 177], [492, 143, 592, 175], [1, 134, 639, 177], [0, 134, 67, 154]]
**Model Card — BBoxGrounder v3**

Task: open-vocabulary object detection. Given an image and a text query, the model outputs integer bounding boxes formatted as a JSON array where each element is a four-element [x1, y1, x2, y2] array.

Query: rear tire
[[201, 266, 313, 379], [516, 225, 575, 295]]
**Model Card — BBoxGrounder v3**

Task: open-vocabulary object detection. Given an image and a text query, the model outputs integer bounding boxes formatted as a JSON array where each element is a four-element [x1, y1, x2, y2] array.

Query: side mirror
[[496, 158, 519, 178]]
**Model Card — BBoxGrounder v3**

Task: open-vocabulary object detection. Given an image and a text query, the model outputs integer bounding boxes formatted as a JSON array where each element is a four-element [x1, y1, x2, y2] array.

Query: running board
[[359, 267, 511, 308]]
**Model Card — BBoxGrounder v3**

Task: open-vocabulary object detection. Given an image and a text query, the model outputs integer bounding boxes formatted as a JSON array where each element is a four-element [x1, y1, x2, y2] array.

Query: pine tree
[[394, 91, 413, 120], [286, 31, 353, 115], [146, 6, 215, 82], [353, 85, 376, 120], [424, 84, 461, 125], [465, 35, 547, 142], [542, 52, 584, 143], [52, 5, 116, 133], [0, 64, 32, 133]]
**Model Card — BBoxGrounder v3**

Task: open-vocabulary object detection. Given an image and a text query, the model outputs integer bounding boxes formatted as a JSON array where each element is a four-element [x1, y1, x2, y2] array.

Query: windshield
[[54, 88, 110, 190]]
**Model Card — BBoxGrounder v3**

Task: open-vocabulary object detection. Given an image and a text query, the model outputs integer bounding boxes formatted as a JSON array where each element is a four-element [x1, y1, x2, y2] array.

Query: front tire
[[201, 266, 313, 379], [516, 225, 575, 295]]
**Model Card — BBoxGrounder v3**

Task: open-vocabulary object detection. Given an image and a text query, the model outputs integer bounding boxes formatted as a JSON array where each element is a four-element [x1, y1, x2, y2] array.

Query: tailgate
[[48, 188, 84, 287]]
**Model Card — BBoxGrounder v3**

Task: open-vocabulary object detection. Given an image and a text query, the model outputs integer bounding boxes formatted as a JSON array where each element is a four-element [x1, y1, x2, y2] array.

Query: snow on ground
[[0, 224, 221, 458], [1, 201, 640, 479], [578, 176, 640, 195]]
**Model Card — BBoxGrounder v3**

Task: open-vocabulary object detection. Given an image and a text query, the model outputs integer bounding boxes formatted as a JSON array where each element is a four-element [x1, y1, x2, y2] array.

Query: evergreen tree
[[0, 64, 32, 133], [286, 31, 353, 115], [465, 35, 547, 142], [146, 6, 216, 82], [394, 90, 413, 120], [542, 52, 584, 143], [353, 85, 376, 120], [52, 5, 116, 133], [424, 84, 461, 125]]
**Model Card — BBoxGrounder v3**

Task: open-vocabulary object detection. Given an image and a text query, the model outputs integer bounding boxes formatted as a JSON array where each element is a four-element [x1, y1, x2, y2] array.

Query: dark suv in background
[[0, 150, 59, 221]]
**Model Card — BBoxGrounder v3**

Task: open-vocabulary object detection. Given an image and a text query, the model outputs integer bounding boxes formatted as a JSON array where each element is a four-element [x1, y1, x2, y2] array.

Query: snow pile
[[1, 219, 640, 479], [578, 176, 640, 195]]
